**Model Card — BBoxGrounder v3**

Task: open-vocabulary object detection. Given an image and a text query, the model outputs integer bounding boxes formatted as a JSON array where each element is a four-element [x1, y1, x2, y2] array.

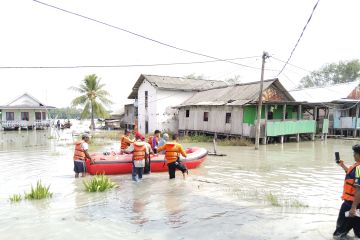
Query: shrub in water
[[25, 181, 53, 200], [9, 194, 22, 203], [83, 175, 117, 192]]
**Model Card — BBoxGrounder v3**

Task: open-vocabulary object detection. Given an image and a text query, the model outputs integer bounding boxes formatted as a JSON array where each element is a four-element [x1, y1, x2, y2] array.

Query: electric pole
[[255, 51, 269, 150]]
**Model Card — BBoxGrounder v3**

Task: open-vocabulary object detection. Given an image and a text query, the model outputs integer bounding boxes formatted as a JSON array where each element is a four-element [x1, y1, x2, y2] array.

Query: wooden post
[[311, 106, 318, 141], [280, 104, 286, 144], [296, 104, 302, 142], [255, 52, 269, 150], [263, 104, 268, 145], [353, 105, 360, 138]]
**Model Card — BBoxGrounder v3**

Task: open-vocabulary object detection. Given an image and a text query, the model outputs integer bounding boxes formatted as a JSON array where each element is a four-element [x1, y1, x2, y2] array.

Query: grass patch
[[83, 175, 117, 192], [180, 135, 213, 143], [25, 181, 53, 200], [9, 194, 22, 203], [265, 192, 281, 207], [217, 138, 253, 146], [286, 199, 309, 208]]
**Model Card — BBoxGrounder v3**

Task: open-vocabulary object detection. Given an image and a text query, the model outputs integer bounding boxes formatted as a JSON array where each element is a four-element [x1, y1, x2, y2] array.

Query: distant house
[[177, 79, 328, 143], [104, 113, 124, 130], [123, 103, 137, 130], [128, 74, 227, 134], [290, 81, 360, 137], [0, 93, 55, 130]]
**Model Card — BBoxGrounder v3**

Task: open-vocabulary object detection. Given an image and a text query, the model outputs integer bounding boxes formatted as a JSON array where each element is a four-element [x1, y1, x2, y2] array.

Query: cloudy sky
[[0, 0, 359, 111]]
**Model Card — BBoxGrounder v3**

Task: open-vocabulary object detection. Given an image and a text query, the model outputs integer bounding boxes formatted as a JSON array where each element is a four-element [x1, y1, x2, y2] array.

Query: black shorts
[[74, 160, 86, 173]]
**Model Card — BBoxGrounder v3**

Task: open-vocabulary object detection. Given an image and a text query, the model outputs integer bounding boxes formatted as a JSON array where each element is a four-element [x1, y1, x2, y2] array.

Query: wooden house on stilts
[[177, 79, 328, 144]]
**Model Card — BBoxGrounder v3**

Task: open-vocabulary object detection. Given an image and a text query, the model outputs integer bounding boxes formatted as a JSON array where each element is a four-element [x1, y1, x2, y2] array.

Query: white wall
[[1, 109, 47, 125], [156, 89, 194, 133], [137, 80, 157, 134]]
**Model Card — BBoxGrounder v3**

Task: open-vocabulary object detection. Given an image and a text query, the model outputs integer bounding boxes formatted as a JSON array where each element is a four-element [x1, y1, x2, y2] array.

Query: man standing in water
[[334, 144, 360, 239], [157, 134, 188, 179], [73, 133, 93, 178]]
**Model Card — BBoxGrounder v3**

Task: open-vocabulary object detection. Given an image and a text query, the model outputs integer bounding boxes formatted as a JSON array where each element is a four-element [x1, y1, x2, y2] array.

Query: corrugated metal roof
[[178, 79, 293, 107], [128, 74, 227, 99], [289, 81, 359, 103]]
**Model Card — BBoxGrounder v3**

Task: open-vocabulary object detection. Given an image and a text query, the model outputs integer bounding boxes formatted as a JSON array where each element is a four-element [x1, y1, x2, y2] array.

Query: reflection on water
[[0, 129, 358, 239]]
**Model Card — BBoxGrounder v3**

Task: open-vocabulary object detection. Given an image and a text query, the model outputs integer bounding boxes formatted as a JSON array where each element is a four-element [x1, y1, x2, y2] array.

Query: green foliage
[[25, 181, 53, 200], [92, 131, 121, 141], [299, 59, 360, 88], [9, 194, 22, 203], [70, 74, 113, 129], [265, 192, 281, 207], [180, 135, 213, 143], [48, 107, 83, 120], [183, 73, 206, 80], [83, 175, 117, 192], [217, 138, 252, 146]]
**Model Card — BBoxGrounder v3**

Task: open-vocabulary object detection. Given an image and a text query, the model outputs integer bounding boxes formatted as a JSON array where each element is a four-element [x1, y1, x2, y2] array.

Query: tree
[[70, 74, 113, 130], [299, 59, 360, 88], [183, 73, 206, 80], [225, 75, 241, 85]]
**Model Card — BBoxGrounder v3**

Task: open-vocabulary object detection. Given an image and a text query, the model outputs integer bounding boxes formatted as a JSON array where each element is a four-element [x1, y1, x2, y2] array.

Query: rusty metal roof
[[128, 74, 227, 99], [178, 78, 294, 107]]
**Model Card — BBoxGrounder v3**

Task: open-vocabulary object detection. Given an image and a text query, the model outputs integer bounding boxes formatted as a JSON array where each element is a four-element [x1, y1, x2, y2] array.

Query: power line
[[33, 0, 262, 70], [270, 56, 312, 74], [0, 56, 260, 69], [276, 0, 321, 77]]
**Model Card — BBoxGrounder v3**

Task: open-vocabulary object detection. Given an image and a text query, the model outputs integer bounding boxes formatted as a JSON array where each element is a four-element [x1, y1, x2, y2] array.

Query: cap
[[353, 144, 360, 154], [135, 132, 145, 141]]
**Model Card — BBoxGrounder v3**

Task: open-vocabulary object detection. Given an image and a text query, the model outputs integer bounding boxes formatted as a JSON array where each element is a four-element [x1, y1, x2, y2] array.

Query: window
[[268, 111, 273, 120], [203, 112, 209, 122], [186, 109, 190, 118], [42, 112, 46, 120], [35, 112, 41, 120], [225, 112, 231, 123], [126, 109, 129, 116], [6, 112, 14, 121], [21, 112, 29, 121], [145, 91, 148, 108]]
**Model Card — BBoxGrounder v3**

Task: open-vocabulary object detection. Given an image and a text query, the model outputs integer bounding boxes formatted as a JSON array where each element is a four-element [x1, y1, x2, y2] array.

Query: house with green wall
[[177, 79, 328, 143]]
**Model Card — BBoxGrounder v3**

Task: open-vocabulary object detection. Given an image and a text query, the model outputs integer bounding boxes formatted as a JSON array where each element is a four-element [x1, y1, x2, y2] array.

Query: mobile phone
[[335, 152, 340, 163]]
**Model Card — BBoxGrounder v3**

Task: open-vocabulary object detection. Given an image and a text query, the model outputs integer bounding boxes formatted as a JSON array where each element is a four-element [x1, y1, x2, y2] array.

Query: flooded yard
[[0, 129, 357, 240]]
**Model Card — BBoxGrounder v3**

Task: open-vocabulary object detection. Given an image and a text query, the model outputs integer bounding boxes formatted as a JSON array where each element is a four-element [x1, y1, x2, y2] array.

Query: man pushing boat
[[73, 133, 93, 178], [157, 134, 188, 179]]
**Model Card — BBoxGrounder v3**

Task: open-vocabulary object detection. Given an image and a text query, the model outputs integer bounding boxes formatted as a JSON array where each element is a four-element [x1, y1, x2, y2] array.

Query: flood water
[[0, 129, 358, 240]]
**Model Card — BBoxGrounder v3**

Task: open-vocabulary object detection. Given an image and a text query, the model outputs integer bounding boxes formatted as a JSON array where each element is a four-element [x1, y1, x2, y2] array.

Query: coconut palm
[[70, 74, 112, 130]]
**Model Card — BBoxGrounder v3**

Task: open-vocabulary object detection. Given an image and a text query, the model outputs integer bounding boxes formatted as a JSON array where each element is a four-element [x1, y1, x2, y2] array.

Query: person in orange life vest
[[334, 144, 360, 239], [132, 140, 147, 182], [120, 129, 134, 153], [135, 132, 153, 174], [150, 130, 161, 153], [157, 134, 188, 179], [73, 133, 93, 178]]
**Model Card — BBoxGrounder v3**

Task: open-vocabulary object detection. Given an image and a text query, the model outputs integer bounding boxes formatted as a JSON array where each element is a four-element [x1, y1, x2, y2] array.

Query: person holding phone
[[334, 144, 360, 239]]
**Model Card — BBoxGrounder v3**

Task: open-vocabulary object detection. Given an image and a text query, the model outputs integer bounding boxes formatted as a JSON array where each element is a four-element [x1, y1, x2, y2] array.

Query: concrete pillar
[[280, 136, 284, 144], [263, 105, 268, 145], [296, 134, 300, 142], [353, 105, 359, 138], [281, 104, 286, 144]]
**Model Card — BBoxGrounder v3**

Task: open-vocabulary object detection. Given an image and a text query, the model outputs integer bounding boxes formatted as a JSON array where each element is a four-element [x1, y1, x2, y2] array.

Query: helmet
[[352, 144, 360, 154]]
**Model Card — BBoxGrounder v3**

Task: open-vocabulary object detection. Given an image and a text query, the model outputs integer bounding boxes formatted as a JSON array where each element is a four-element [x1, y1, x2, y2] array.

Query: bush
[[25, 181, 53, 200], [9, 194, 22, 203], [83, 175, 117, 192]]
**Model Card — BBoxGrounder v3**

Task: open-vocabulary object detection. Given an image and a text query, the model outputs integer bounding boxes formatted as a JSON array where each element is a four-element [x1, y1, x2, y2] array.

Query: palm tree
[[70, 74, 113, 130]]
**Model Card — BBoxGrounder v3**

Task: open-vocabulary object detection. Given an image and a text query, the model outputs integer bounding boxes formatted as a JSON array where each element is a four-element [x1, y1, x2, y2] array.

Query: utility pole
[[255, 51, 269, 150]]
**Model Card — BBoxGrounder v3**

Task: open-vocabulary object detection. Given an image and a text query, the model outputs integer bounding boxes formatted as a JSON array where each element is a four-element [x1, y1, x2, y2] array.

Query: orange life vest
[[148, 136, 154, 148], [73, 140, 86, 160], [342, 162, 360, 201], [163, 143, 180, 164], [133, 142, 146, 161], [121, 135, 130, 150]]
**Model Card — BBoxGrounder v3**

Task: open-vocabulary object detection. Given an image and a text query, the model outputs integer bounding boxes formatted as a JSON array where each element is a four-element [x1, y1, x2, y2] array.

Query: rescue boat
[[85, 147, 208, 175]]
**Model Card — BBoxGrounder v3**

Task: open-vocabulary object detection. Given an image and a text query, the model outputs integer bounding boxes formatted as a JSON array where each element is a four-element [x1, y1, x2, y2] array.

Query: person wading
[[120, 129, 134, 154], [132, 141, 146, 182], [73, 133, 93, 178], [334, 144, 360, 239], [157, 134, 188, 179], [135, 132, 153, 174]]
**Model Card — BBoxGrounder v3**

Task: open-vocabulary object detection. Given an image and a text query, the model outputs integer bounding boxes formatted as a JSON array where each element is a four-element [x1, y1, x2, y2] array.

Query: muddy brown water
[[0, 129, 357, 239]]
